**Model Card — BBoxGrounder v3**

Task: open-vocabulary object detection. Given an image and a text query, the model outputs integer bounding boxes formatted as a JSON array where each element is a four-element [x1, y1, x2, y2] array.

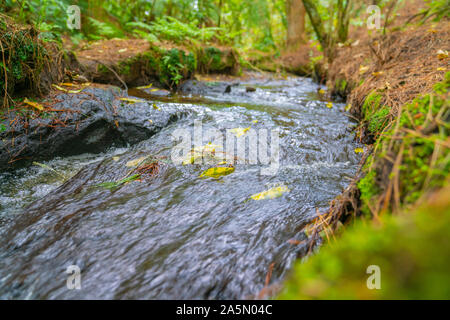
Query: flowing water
[[0, 76, 361, 299]]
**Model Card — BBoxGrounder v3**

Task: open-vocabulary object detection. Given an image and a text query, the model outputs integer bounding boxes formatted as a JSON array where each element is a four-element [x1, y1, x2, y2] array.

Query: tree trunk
[[286, 0, 306, 51], [301, 0, 328, 50]]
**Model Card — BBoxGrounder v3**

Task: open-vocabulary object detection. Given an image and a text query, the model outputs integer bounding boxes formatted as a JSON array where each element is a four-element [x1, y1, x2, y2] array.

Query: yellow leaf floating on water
[[152, 103, 160, 110], [137, 84, 153, 90], [252, 119, 259, 124], [354, 147, 364, 154], [150, 88, 160, 92], [230, 127, 251, 137], [326, 102, 333, 109], [119, 97, 145, 104], [112, 156, 120, 162], [345, 104, 352, 112], [251, 185, 290, 201], [199, 166, 235, 179], [318, 89, 326, 95], [126, 156, 147, 167], [437, 49, 448, 60], [23, 98, 44, 111]]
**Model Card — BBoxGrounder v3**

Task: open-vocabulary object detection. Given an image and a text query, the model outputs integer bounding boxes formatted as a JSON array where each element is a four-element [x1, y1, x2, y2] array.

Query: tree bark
[[286, 0, 306, 51], [301, 0, 328, 50]]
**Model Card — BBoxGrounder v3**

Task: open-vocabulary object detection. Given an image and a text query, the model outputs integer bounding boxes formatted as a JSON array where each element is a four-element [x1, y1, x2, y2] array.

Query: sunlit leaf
[[52, 84, 83, 94], [119, 97, 145, 104], [230, 126, 251, 137], [326, 102, 333, 109], [437, 49, 448, 60], [359, 65, 369, 75], [250, 185, 290, 201], [199, 166, 235, 179], [354, 148, 364, 154], [137, 83, 153, 89], [126, 156, 147, 167], [23, 98, 43, 111]]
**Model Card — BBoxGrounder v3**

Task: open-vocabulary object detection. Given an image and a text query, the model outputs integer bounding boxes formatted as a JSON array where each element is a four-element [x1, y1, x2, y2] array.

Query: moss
[[362, 91, 383, 119], [358, 171, 379, 216], [368, 105, 390, 134], [279, 186, 450, 299], [0, 19, 50, 106]]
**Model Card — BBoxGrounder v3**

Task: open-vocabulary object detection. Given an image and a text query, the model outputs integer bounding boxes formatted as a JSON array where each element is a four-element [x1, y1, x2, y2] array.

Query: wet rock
[[246, 86, 256, 92], [0, 86, 192, 170], [178, 79, 209, 95]]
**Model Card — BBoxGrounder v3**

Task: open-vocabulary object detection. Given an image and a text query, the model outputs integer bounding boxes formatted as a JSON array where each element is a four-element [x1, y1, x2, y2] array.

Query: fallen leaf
[[112, 156, 120, 161], [437, 67, 446, 71], [359, 65, 369, 75], [199, 166, 235, 179], [126, 156, 147, 168], [137, 84, 153, 89], [252, 120, 259, 124], [52, 84, 83, 94], [318, 89, 326, 95], [23, 98, 43, 111], [119, 97, 145, 104], [437, 49, 448, 60], [251, 185, 290, 201], [118, 48, 128, 53], [345, 104, 352, 112], [230, 127, 251, 137], [152, 103, 160, 110], [326, 102, 333, 109], [354, 147, 364, 154], [372, 71, 384, 77]]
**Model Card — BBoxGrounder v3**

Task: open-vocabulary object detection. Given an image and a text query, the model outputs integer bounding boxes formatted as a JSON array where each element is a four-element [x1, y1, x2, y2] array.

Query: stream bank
[[278, 4, 449, 299]]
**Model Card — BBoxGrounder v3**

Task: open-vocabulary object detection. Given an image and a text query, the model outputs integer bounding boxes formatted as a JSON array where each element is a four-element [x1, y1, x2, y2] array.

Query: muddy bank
[[0, 86, 193, 170]]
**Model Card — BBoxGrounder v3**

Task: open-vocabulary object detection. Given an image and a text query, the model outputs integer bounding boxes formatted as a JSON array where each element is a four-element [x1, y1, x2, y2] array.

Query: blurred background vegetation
[[3, 0, 440, 53]]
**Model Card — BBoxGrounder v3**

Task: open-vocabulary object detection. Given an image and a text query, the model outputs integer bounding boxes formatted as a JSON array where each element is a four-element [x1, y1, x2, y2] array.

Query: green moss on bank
[[281, 73, 449, 299], [279, 185, 450, 299]]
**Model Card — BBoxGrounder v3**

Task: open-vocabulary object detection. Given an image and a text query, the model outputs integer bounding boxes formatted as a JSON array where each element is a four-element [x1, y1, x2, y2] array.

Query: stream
[[0, 76, 361, 299]]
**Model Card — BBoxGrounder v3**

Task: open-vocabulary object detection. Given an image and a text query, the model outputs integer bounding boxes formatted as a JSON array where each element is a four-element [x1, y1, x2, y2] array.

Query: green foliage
[[279, 188, 450, 299], [357, 170, 378, 215], [159, 48, 196, 88], [358, 74, 449, 214], [421, 0, 450, 22], [86, 17, 123, 40]]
